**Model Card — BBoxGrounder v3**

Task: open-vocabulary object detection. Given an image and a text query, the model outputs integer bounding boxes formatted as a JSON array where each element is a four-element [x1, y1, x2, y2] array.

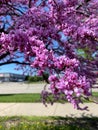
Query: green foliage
[[77, 48, 93, 60], [27, 75, 43, 82], [77, 49, 87, 58], [26, 73, 49, 83]]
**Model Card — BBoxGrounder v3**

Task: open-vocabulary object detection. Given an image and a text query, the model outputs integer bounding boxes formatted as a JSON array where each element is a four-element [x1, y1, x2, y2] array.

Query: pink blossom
[[0, 0, 97, 110]]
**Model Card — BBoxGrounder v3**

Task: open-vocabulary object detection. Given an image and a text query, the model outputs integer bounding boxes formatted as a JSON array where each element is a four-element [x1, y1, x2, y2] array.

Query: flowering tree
[[0, 0, 98, 110]]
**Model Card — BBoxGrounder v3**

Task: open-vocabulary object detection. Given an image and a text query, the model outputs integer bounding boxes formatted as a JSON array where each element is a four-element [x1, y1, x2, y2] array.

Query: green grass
[[26, 81, 45, 84], [0, 92, 97, 103], [0, 93, 41, 102], [92, 92, 98, 96], [0, 116, 98, 130]]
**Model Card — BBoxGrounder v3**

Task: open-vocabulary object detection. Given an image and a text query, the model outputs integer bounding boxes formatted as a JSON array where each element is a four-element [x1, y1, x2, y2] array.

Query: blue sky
[[0, 64, 23, 74]]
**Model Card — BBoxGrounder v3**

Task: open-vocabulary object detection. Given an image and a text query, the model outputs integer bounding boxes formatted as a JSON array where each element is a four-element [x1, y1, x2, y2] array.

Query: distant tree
[[0, 0, 98, 110], [27, 75, 43, 82]]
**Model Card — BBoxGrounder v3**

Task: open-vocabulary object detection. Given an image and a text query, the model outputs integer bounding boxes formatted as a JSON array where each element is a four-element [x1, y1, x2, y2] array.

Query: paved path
[[0, 82, 46, 94], [0, 82, 98, 94], [0, 103, 98, 117], [0, 83, 98, 117]]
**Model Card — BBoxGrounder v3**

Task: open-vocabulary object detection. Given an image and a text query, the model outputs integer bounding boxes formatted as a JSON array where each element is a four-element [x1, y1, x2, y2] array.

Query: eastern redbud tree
[[0, 0, 98, 110]]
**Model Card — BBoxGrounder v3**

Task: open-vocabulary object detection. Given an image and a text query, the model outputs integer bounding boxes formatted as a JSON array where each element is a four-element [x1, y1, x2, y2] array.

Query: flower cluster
[[48, 69, 91, 109]]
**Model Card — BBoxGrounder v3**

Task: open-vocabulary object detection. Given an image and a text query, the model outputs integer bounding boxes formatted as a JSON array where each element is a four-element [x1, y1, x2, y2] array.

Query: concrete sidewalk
[[0, 103, 98, 117], [0, 82, 98, 94]]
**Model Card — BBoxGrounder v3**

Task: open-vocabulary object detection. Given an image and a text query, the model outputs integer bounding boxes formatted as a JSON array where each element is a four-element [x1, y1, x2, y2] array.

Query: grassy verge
[[26, 81, 45, 84], [0, 92, 97, 103], [92, 92, 98, 96], [0, 93, 41, 102], [0, 116, 98, 130]]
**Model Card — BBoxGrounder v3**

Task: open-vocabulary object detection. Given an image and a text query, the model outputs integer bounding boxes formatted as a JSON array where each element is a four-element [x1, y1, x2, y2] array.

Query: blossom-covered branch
[[0, 0, 98, 110]]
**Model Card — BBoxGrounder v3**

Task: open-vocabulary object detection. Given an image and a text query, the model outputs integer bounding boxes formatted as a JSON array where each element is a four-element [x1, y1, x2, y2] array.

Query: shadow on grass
[[50, 114, 98, 130], [0, 115, 98, 130], [0, 94, 14, 96]]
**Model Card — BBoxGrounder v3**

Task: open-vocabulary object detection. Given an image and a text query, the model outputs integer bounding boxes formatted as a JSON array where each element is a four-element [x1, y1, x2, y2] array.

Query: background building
[[0, 73, 26, 82]]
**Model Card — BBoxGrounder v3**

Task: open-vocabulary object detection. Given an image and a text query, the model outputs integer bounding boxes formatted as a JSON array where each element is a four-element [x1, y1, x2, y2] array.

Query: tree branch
[[29, 0, 32, 8], [0, 61, 30, 66], [0, 52, 10, 60]]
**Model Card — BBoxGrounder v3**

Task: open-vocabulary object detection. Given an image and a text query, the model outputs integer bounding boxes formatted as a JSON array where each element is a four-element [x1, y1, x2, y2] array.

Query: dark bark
[[0, 61, 30, 66]]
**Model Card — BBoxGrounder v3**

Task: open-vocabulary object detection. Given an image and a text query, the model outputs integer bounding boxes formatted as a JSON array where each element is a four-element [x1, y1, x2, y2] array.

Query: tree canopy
[[0, 0, 98, 110]]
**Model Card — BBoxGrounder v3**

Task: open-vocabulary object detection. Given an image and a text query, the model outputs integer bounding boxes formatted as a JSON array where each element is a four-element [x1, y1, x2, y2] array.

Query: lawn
[[0, 93, 41, 102], [0, 116, 98, 130], [92, 92, 98, 96], [0, 92, 98, 102]]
